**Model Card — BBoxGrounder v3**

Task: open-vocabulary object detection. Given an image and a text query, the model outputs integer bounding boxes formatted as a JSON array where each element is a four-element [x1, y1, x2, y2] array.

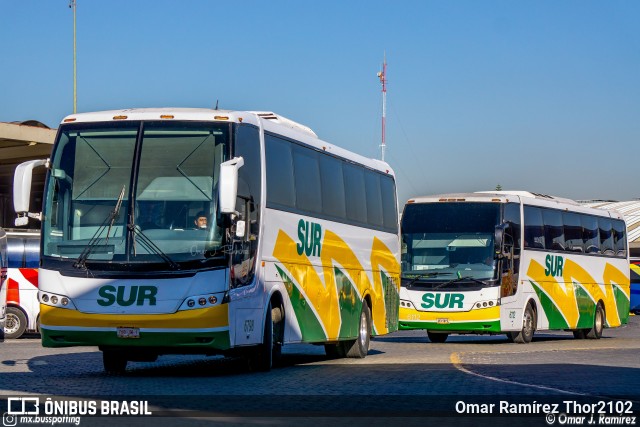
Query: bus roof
[[60, 108, 395, 177], [406, 191, 624, 220]]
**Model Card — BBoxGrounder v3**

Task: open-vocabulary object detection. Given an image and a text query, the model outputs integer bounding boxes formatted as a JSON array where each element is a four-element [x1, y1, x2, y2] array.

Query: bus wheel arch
[[586, 301, 605, 339], [4, 305, 28, 339]]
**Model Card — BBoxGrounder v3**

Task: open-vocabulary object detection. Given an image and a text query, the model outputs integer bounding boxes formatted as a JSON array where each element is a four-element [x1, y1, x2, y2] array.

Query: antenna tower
[[377, 53, 387, 162]]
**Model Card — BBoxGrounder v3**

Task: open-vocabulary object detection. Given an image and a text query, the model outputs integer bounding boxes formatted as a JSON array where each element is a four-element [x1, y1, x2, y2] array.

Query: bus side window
[[598, 217, 614, 256], [581, 215, 600, 254], [612, 219, 627, 258], [523, 206, 545, 249], [563, 212, 583, 253]]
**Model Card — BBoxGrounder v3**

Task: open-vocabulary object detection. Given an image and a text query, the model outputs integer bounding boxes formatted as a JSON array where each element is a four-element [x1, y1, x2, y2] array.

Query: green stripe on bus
[[336, 267, 362, 339], [575, 285, 595, 329], [530, 280, 570, 329], [399, 319, 500, 332], [613, 285, 630, 324], [380, 270, 399, 334], [276, 264, 327, 342], [41, 328, 231, 350]]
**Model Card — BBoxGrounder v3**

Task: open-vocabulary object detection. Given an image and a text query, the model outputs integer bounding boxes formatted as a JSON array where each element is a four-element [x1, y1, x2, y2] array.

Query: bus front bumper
[[39, 304, 231, 350], [399, 305, 501, 333]]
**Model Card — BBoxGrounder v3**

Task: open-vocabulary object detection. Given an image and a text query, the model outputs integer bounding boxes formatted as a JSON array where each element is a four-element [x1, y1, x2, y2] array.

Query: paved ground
[[1, 316, 639, 426]]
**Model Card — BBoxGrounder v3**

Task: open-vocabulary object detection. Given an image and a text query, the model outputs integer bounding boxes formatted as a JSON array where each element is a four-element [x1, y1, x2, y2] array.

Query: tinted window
[[582, 215, 600, 254], [503, 203, 522, 274], [265, 135, 295, 209], [563, 212, 583, 252], [364, 171, 383, 227], [598, 217, 614, 255], [343, 163, 367, 224], [292, 145, 322, 214], [613, 219, 627, 257], [523, 206, 545, 249], [381, 175, 398, 231], [319, 155, 346, 219], [543, 209, 565, 251]]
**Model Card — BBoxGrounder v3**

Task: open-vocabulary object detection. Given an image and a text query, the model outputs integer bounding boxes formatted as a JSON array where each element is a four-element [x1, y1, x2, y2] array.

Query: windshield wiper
[[402, 272, 452, 289], [73, 186, 126, 270], [128, 225, 180, 270], [433, 276, 491, 290]]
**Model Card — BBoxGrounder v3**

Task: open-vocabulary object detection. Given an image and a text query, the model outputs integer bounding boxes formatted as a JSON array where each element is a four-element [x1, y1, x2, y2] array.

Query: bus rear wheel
[[586, 303, 604, 339], [343, 302, 372, 359], [427, 331, 449, 343], [507, 303, 535, 344], [103, 351, 128, 374]]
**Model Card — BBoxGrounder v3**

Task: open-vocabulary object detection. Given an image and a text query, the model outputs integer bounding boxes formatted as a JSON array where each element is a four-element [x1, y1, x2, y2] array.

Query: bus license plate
[[436, 318, 449, 325], [117, 327, 140, 339]]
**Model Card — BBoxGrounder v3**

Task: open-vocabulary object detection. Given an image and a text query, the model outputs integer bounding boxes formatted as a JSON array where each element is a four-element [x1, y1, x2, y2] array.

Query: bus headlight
[[39, 291, 77, 309], [400, 299, 416, 309], [474, 300, 499, 309], [179, 293, 224, 311]]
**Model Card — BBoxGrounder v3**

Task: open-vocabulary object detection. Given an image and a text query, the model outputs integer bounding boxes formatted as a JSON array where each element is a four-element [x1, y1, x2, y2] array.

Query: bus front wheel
[[248, 302, 277, 372], [427, 331, 449, 343], [507, 303, 535, 344]]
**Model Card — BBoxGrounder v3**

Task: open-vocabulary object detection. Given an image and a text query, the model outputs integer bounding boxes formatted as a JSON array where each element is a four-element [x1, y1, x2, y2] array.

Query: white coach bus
[[399, 191, 630, 343], [13, 109, 400, 371]]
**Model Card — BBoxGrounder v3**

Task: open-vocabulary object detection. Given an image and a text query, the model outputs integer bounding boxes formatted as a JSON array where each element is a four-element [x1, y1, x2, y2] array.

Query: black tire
[[103, 351, 127, 374], [343, 302, 372, 359], [427, 331, 449, 343], [586, 303, 604, 339], [509, 303, 535, 344], [248, 302, 275, 372], [4, 307, 27, 339], [271, 303, 284, 364], [324, 343, 346, 359], [572, 329, 587, 339]]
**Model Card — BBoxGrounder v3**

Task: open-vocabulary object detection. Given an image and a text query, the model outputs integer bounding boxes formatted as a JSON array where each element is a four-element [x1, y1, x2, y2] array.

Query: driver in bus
[[193, 211, 208, 230]]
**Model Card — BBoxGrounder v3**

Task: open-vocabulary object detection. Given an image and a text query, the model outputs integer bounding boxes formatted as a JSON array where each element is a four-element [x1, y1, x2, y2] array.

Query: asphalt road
[[1, 316, 639, 427]]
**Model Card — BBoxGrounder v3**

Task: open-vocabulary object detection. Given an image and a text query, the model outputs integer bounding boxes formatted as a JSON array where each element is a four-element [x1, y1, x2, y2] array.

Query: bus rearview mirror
[[13, 159, 48, 226], [494, 223, 507, 258], [218, 157, 245, 215]]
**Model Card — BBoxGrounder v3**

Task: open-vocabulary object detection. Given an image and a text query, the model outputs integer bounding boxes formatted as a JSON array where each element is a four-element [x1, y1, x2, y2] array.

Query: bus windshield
[[401, 202, 500, 282], [42, 121, 229, 270]]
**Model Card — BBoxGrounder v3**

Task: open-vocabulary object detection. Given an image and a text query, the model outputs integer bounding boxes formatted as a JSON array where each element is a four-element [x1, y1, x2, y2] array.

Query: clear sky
[[2, 1, 639, 205]]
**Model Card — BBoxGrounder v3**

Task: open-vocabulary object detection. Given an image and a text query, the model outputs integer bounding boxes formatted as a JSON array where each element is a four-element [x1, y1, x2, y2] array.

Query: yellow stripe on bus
[[40, 303, 229, 329], [399, 305, 499, 322]]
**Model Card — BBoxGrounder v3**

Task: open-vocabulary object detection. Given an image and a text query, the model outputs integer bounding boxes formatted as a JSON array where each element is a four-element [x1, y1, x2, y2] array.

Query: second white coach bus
[[14, 108, 400, 371], [399, 191, 630, 343]]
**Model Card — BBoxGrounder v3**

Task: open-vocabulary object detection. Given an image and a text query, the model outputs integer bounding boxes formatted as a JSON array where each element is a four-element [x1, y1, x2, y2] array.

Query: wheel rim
[[358, 310, 368, 348], [595, 307, 603, 333], [5, 313, 19, 335], [523, 309, 533, 337]]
